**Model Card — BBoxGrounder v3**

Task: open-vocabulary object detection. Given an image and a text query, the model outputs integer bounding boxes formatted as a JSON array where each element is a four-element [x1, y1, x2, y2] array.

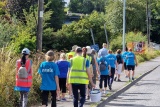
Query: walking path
[[32, 57, 160, 107]]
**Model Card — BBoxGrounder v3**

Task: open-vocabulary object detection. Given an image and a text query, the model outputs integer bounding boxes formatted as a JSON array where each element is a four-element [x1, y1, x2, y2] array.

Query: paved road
[[105, 66, 160, 107]]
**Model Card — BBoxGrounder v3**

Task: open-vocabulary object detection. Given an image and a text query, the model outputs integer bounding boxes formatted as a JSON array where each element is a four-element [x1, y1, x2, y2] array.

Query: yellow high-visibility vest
[[68, 56, 89, 84], [66, 51, 76, 61]]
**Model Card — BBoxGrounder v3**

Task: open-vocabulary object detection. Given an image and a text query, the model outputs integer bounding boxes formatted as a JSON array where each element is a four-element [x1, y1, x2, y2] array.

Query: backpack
[[99, 58, 106, 71], [116, 54, 122, 64], [18, 61, 31, 79]]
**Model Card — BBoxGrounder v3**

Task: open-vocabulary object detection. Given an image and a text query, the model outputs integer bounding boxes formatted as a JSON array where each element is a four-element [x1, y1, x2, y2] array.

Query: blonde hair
[[116, 49, 122, 54], [60, 53, 66, 60]]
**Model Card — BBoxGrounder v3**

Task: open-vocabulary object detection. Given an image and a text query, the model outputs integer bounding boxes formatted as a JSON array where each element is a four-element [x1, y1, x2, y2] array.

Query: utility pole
[[122, 0, 126, 52], [37, 0, 44, 51], [104, 24, 109, 49], [146, 0, 151, 48], [90, 28, 95, 45]]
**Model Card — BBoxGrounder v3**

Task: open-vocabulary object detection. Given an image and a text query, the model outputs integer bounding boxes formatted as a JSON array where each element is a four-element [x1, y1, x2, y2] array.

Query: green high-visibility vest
[[68, 56, 89, 84], [66, 51, 76, 61]]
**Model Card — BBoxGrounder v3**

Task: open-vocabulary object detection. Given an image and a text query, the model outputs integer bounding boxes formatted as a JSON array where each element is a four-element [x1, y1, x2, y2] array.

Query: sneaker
[[114, 77, 117, 81], [86, 96, 90, 100], [61, 98, 67, 101], [118, 79, 121, 82], [57, 97, 61, 101], [132, 77, 134, 81], [103, 90, 107, 94]]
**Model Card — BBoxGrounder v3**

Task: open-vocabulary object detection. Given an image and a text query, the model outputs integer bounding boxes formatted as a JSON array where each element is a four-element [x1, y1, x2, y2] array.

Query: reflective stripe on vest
[[69, 56, 89, 84], [16, 59, 32, 87]]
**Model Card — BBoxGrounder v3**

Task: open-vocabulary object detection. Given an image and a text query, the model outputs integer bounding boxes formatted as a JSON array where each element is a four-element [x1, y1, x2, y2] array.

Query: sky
[[64, 0, 70, 6]]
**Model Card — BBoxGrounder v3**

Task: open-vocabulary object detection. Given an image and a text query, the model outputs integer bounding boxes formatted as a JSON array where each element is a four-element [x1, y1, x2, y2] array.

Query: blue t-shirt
[[38, 61, 60, 90], [97, 57, 110, 75], [122, 51, 129, 63], [106, 54, 117, 68], [126, 52, 135, 65], [56, 60, 70, 78], [98, 48, 108, 57]]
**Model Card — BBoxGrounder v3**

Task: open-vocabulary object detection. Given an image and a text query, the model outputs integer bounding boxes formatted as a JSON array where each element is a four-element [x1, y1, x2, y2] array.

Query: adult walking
[[15, 48, 32, 107], [106, 50, 117, 90], [122, 47, 129, 77], [114, 49, 123, 81], [126, 48, 138, 81], [38, 50, 60, 107], [66, 45, 78, 98], [67, 47, 95, 107], [97, 55, 111, 94], [56, 53, 70, 101], [98, 43, 108, 58]]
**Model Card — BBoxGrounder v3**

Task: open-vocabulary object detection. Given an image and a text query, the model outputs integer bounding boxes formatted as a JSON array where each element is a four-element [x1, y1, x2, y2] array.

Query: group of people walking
[[14, 43, 138, 107]]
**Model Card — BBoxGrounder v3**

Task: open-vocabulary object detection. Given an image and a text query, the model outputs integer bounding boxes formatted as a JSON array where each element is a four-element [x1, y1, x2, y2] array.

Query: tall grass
[[0, 47, 159, 106], [0, 47, 61, 107]]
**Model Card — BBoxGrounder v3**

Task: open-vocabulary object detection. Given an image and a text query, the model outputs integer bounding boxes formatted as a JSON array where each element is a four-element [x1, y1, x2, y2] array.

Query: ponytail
[[21, 54, 27, 66], [82, 47, 87, 58]]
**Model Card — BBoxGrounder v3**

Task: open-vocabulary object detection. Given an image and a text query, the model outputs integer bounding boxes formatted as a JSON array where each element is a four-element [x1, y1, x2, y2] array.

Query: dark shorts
[[124, 62, 127, 70], [127, 65, 135, 71]]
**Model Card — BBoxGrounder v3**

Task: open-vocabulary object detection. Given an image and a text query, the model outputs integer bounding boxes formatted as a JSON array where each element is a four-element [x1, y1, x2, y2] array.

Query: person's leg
[[131, 65, 135, 80], [92, 69, 97, 84], [41, 90, 49, 106], [104, 75, 108, 92], [72, 84, 79, 107], [99, 75, 103, 92], [117, 64, 122, 81], [51, 90, 57, 107], [68, 84, 73, 98], [124, 62, 128, 77], [19, 91, 23, 107], [61, 78, 67, 100], [79, 84, 86, 107], [127, 65, 131, 81], [22, 91, 29, 107], [58, 78, 62, 100], [110, 67, 115, 85]]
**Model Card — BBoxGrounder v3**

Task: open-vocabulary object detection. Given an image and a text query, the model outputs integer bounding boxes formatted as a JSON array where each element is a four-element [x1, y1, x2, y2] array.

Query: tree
[[150, 1, 160, 43], [56, 11, 107, 50], [105, 0, 146, 34], [45, 0, 65, 30], [69, 0, 106, 13]]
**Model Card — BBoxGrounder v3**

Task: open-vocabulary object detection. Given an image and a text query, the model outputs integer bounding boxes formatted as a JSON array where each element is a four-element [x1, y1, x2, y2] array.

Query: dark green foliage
[[45, 0, 65, 30]]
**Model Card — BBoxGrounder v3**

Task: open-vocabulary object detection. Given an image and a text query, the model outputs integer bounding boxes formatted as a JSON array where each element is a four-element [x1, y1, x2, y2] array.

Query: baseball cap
[[22, 48, 30, 55], [86, 46, 92, 54]]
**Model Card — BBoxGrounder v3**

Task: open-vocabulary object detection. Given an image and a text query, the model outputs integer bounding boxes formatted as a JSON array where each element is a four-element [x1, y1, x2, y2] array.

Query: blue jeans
[[72, 84, 86, 107]]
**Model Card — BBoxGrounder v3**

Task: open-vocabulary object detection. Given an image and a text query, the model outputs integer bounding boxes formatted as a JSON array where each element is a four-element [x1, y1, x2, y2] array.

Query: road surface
[[105, 66, 160, 107]]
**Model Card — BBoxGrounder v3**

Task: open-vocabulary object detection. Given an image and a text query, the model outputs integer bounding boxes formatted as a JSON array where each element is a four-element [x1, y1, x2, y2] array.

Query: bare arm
[[86, 68, 95, 87], [135, 56, 138, 66]]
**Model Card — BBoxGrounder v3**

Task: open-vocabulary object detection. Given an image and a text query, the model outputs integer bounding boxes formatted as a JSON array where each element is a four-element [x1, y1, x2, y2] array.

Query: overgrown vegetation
[[0, 47, 159, 106]]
